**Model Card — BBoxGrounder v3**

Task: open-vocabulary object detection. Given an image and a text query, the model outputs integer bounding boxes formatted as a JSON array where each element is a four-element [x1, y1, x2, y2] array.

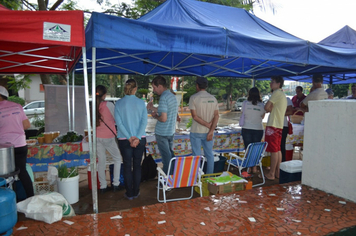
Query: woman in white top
[[240, 87, 265, 173]]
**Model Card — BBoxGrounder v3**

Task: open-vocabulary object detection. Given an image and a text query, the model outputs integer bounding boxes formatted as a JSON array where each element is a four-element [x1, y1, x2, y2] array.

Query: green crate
[[194, 172, 223, 197]]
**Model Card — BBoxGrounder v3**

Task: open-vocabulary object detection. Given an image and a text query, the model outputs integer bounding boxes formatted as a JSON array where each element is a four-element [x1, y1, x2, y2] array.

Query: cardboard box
[[208, 182, 245, 195], [194, 172, 223, 197]]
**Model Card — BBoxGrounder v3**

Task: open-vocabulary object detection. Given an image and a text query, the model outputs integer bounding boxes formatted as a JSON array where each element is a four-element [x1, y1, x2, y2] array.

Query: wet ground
[[13, 180, 356, 235]]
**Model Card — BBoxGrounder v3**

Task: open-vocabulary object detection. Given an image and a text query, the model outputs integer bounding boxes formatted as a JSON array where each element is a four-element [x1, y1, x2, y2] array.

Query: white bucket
[[57, 175, 79, 204]]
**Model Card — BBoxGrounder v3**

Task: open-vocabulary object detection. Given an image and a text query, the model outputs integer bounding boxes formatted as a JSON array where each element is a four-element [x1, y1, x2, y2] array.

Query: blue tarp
[[78, 0, 356, 78]]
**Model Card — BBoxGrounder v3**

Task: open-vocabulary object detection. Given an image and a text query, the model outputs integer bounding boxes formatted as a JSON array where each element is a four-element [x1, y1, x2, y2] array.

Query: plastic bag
[[17, 192, 75, 224], [47, 166, 58, 185]]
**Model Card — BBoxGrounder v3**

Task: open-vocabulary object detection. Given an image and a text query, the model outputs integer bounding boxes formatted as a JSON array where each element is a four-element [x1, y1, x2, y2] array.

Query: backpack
[[141, 153, 157, 182]]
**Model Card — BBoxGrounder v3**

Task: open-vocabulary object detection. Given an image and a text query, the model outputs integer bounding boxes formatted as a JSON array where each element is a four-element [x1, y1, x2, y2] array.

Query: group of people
[[97, 75, 219, 199], [239, 74, 330, 180]]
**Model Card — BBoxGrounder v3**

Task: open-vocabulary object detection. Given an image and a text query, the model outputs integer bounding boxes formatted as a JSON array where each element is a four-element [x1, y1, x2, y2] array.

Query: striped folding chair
[[227, 142, 268, 187], [157, 155, 205, 203]]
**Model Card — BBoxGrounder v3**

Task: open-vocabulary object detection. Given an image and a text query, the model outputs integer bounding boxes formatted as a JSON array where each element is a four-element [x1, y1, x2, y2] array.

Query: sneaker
[[124, 193, 133, 200], [133, 192, 140, 199], [99, 186, 110, 194], [112, 185, 124, 192]]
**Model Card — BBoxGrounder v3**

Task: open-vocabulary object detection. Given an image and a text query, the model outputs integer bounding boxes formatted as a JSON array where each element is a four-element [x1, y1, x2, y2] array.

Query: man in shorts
[[263, 76, 287, 180]]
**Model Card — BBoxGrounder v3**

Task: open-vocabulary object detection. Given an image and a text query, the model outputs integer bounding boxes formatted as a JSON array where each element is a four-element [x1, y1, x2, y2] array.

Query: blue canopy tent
[[283, 26, 356, 84], [77, 0, 356, 79]]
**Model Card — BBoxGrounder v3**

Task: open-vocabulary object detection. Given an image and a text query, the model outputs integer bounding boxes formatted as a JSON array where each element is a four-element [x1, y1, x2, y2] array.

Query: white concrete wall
[[302, 100, 356, 202], [22, 75, 44, 103]]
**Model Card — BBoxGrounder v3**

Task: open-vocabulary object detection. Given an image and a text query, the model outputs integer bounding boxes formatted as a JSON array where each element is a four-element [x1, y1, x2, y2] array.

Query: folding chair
[[227, 142, 268, 187], [157, 155, 205, 203]]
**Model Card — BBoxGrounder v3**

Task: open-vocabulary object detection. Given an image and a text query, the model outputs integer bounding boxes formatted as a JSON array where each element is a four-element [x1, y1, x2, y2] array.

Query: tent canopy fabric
[[79, 0, 356, 79], [0, 10, 85, 74], [319, 25, 356, 49]]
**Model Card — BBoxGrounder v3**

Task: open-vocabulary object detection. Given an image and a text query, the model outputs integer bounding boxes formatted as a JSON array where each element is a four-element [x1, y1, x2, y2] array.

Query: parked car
[[234, 97, 247, 111], [23, 100, 45, 116]]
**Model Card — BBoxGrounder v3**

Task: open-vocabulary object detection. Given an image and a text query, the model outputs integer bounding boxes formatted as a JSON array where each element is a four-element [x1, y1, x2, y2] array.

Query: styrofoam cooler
[[279, 160, 302, 184]]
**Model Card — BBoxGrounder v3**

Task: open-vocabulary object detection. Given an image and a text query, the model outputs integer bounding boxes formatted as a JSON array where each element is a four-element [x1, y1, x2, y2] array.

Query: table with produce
[[146, 127, 244, 162], [26, 131, 89, 172]]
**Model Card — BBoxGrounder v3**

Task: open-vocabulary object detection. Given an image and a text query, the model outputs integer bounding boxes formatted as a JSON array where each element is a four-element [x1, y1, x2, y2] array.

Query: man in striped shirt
[[147, 76, 178, 174]]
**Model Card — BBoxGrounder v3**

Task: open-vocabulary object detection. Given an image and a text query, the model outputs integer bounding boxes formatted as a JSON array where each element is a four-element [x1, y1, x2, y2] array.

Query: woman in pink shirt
[[95, 85, 123, 193], [0, 86, 34, 199]]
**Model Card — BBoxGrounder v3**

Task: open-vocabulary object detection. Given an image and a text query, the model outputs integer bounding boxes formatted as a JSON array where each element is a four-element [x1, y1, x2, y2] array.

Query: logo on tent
[[43, 22, 71, 42]]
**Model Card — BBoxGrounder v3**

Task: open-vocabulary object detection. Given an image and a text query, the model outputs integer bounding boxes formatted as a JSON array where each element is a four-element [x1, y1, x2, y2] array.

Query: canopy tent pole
[[72, 70, 75, 131], [66, 73, 72, 131], [330, 75, 333, 88], [252, 78, 256, 87], [91, 47, 98, 213], [82, 47, 98, 213]]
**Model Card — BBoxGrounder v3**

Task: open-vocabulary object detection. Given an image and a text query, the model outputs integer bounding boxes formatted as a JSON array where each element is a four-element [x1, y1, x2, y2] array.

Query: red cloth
[[265, 126, 282, 152], [291, 94, 306, 108]]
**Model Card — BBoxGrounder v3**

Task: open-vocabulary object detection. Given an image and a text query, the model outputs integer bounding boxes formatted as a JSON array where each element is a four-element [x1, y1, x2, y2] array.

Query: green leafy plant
[[56, 131, 83, 143], [186, 117, 193, 129], [8, 96, 25, 106], [32, 114, 45, 128], [58, 165, 78, 179]]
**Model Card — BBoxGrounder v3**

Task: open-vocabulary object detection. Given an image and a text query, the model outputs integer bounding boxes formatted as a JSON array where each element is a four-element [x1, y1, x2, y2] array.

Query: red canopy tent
[[0, 10, 85, 74]]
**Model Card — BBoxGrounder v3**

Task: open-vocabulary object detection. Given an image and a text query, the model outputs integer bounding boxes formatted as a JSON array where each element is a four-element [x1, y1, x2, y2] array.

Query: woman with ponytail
[[114, 79, 147, 200], [95, 85, 123, 193]]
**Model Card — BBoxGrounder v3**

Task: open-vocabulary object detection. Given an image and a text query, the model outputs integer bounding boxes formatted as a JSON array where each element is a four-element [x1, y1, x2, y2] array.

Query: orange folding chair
[[157, 155, 205, 203]]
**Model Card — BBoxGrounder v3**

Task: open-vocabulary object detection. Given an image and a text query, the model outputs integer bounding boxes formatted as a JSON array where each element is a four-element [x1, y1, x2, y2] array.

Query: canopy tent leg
[[72, 70, 75, 131], [66, 73, 72, 131], [82, 46, 98, 213], [91, 47, 98, 213]]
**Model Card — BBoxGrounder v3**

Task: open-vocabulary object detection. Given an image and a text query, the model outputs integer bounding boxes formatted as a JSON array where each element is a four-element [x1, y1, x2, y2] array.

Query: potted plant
[[57, 165, 79, 204]]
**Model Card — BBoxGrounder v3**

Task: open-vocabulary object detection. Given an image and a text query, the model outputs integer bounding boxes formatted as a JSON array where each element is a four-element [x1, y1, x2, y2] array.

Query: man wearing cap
[[147, 76, 178, 175], [300, 74, 328, 112], [0, 85, 34, 199], [189, 77, 219, 174]]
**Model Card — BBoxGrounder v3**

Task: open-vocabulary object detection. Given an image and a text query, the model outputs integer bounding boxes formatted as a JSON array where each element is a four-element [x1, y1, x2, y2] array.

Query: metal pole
[[66, 73, 72, 131], [91, 47, 98, 213], [72, 70, 75, 131], [82, 47, 98, 213]]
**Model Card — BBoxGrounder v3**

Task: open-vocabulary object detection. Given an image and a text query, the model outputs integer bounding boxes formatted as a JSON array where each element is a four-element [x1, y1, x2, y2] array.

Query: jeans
[[241, 128, 264, 149], [190, 132, 214, 174], [155, 134, 175, 175], [97, 137, 122, 189], [118, 138, 146, 197], [281, 126, 289, 162], [14, 145, 34, 198]]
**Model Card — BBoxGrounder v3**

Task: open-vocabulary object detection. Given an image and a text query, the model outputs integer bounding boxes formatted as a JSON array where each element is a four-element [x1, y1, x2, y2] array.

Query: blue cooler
[[279, 160, 303, 184]]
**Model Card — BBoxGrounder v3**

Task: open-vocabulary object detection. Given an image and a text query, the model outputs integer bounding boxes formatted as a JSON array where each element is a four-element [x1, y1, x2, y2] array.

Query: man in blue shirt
[[147, 76, 178, 174]]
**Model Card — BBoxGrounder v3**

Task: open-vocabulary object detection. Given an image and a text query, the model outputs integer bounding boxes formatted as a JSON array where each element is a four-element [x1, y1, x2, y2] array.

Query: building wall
[[22, 75, 44, 103], [302, 100, 356, 202]]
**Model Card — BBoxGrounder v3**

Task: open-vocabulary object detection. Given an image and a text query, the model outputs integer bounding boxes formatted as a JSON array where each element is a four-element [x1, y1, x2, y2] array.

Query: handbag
[[239, 101, 246, 127], [287, 117, 293, 135]]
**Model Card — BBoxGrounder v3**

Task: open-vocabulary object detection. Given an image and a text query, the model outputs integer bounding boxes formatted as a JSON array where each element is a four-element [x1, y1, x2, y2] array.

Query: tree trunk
[[40, 74, 52, 85]]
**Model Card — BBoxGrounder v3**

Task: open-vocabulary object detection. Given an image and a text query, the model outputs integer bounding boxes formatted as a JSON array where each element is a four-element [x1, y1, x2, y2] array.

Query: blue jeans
[[241, 128, 264, 149], [118, 138, 146, 198], [155, 134, 175, 175], [190, 132, 214, 174]]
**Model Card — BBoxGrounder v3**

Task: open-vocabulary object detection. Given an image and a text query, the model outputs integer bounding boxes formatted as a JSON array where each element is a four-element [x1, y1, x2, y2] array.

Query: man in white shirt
[[189, 77, 219, 174], [301, 74, 328, 112]]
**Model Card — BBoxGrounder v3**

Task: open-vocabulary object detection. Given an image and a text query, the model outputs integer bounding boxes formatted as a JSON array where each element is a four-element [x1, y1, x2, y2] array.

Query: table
[[146, 129, 244, 162], [27, 142, 89, 172]]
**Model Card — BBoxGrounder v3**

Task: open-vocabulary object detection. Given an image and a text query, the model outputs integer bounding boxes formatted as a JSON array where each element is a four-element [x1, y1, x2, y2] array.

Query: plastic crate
[[33, 172, 57, 195], [194, 172, 222, 197]]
